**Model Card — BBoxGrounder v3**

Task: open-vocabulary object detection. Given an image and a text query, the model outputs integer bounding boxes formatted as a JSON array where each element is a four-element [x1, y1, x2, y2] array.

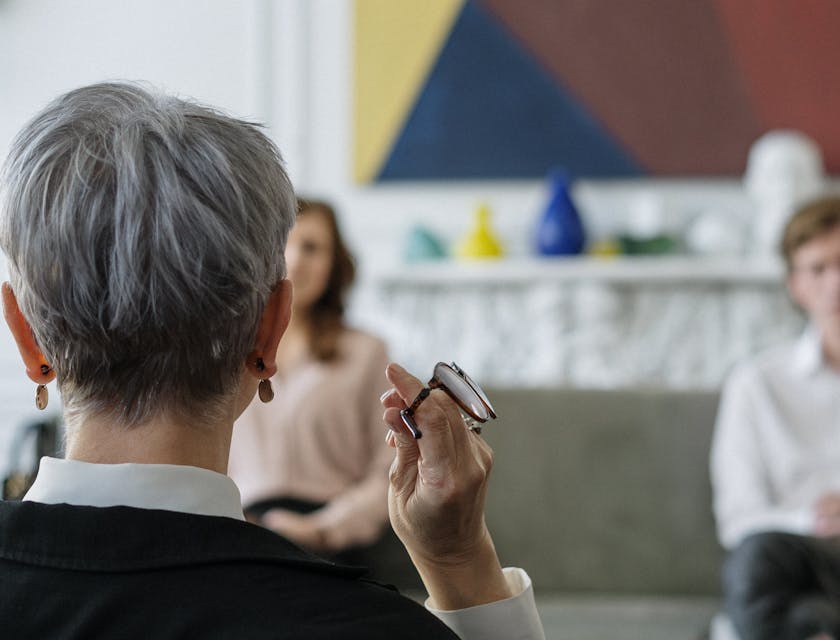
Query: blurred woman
[[229, 199, 393, 561]]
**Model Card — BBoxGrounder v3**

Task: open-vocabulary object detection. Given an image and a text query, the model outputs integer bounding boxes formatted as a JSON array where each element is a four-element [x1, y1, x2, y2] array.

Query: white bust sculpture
[[744, 130, 825, 254]]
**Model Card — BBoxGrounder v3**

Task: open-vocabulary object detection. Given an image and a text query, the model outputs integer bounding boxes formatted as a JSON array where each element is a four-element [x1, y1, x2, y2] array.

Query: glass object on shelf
[[533, 169, 586, 256], [588, 238, 622, 258], [618, 192, 678, 255], [455, 202, 504, 259], [618, 234, 677, 255], [404, 224, 447, 262]]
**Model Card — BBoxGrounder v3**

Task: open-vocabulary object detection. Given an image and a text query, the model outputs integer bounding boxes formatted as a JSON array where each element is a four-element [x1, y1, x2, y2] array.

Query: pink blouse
[[228, 329, 393, 548]]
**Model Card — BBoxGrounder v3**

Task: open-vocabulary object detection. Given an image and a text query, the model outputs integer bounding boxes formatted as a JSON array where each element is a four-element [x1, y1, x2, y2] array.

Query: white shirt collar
[[23, 457, 245, 521], [791, 325, 824, 377]]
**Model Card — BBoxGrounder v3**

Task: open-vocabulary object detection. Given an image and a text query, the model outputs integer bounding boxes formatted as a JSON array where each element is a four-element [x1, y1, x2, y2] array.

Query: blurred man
[[712, 196, 840, 640]]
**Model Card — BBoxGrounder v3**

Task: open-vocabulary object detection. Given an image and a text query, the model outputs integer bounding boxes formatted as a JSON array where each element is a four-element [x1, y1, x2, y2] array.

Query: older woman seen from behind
[[0, 82, 544, 639], [1, 84, 295, 435]]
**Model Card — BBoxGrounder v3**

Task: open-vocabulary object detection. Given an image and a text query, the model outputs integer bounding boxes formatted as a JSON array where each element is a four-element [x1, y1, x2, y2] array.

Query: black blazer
[[0, 501, 458, 639]]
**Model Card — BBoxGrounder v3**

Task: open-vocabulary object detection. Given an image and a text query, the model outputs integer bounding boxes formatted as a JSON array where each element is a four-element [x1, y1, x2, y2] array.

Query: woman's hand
[[381, 363, 513, 610], [260, 509, 328, 551]]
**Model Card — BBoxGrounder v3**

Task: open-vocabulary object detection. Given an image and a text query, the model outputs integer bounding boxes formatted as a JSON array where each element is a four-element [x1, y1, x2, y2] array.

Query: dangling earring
[[35, 364, 50, 410], [256, 358, 274, 403], [259, 378, 274, 403]]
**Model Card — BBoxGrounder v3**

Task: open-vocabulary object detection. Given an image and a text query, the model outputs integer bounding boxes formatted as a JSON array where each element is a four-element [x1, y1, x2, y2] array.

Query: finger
[[437, 390, 473, 451], [383, 407, 418, 445], [472, 432, 494, 473], [385, 363, 426, 405], [386, 363, 458, 464], [383, 407, 421, 498], [464, 432, 493, 498], [262, 509, 298, 530], [381, 387, 407, 410]]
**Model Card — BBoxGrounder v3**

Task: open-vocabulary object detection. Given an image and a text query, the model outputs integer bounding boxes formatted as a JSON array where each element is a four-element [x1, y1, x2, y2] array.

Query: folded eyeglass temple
[[400, 387, 430, 439]]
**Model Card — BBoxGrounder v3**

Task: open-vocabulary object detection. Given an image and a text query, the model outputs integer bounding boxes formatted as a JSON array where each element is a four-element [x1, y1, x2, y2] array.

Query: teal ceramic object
[[404, 225, 447, 262]]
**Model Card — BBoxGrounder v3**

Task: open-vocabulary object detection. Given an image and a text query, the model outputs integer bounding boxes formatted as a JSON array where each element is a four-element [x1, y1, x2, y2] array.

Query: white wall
[[0, 0, 280, 476], [0, 0, 767, 475]]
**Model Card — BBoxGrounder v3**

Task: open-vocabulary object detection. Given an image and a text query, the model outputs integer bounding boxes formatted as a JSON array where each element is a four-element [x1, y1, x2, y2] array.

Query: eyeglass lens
[[400, 363, 496, 440], [434, 363, 491, 421], [456, 365, 496, 419]]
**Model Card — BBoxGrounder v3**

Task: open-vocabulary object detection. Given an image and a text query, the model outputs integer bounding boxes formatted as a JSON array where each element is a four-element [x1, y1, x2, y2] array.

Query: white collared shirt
[[24, 457, 545, 640], [24, 457, 245, 520], [711, 326, 840, 549]]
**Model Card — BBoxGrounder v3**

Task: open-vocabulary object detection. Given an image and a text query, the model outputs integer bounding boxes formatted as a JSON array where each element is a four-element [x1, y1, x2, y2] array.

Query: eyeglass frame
[[399, 362, 497, 439]]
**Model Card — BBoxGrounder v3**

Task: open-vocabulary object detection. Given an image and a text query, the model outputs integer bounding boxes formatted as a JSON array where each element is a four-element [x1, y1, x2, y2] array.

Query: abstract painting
[[354, 0, 840, 181]]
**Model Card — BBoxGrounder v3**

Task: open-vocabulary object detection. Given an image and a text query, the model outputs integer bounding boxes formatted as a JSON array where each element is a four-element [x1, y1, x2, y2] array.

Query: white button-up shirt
[[711, 327, 840, 549], [24, 457, 545, 640]]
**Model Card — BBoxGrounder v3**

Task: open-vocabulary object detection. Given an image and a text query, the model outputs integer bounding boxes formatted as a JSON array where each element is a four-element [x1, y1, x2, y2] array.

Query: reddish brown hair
[[296, 198, 356, 360]]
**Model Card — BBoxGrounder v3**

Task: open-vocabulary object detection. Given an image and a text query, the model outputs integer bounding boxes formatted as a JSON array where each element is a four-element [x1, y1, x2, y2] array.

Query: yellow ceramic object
[[455, 203, 504, 259], [588, 238, 622, 258]]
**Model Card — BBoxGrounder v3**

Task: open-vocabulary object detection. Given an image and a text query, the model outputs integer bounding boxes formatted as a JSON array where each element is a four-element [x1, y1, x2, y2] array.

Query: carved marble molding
[[355, 258, 804, 389]]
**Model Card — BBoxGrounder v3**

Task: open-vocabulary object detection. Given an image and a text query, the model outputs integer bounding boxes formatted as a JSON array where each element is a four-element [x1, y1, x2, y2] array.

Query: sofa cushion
[[481, 387, 724, 595]]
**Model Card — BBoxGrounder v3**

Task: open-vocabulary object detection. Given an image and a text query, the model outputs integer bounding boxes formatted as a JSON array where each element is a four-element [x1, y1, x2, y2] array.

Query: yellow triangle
[[353, 0, 463, 183]]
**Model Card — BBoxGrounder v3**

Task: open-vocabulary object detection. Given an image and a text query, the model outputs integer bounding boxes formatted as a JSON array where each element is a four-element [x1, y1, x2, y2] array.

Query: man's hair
[[781, 196, 840, 271], [0, 82, 296, 427], [295, 198, 356, 361]]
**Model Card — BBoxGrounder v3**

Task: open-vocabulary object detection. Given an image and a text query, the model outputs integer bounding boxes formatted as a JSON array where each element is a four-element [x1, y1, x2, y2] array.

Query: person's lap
[[724, 531, 840, 640], [246, 496, 421, 590]]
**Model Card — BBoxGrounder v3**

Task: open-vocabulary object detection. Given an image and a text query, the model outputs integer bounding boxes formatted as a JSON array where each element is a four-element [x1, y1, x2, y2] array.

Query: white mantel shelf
[[372, 256, 786, 286], [360, 254, 800, 390]]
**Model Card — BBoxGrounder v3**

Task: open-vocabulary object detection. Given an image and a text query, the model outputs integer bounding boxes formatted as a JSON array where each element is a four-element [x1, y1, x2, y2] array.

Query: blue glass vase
[[534, 171, 586, 256]]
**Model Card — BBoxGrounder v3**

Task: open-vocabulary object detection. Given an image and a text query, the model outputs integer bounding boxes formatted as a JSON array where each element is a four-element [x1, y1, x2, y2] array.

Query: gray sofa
[[481, 387, 724, 597]]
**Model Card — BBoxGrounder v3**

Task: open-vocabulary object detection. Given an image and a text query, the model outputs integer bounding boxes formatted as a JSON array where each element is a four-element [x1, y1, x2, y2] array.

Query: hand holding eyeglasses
[[381, 362, 512, 611], [398, 361, 497, 439]]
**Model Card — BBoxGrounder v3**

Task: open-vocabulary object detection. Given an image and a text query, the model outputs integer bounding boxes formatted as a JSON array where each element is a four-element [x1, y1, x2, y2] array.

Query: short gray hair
[[0, 82, 296, 427]]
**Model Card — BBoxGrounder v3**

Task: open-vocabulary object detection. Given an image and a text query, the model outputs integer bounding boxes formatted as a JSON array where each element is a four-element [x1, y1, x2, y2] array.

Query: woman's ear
[[1, 283, 55, 384], [246, 279, 293, 379]]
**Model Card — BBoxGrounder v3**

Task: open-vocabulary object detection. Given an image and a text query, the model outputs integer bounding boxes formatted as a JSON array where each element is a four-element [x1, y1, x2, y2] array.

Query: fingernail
[[380, 388, 396, 402]]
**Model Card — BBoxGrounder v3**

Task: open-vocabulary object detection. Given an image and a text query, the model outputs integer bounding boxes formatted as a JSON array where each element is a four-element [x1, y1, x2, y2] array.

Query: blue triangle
[[378, 0, 643, 180]]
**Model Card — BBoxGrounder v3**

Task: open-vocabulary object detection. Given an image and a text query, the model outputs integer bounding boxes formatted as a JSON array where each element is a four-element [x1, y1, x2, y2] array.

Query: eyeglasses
[[400, 362, 497, 439]]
